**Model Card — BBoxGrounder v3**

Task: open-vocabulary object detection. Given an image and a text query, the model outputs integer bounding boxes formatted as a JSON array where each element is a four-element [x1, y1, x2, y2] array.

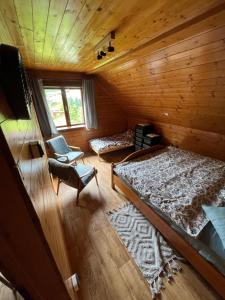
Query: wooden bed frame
[[111, 145, 225, 299], [92, 143, 134, 160]]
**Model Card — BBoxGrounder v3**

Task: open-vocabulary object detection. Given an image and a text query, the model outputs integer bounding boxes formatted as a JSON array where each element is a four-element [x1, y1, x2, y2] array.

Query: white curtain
[[82, 78, 98, 129], [31, 79, 58, 138]]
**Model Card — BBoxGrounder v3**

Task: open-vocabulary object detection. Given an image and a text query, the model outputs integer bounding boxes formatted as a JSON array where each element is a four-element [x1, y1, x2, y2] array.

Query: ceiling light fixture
[[107, 41, 114, 52], [97, 51, 102, 60], [95, 31, 115, 60], [100, 50, 106, 56]]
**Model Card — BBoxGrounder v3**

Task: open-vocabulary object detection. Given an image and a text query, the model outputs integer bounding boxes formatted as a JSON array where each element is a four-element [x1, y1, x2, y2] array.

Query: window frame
[[44, 85, 85, 129]]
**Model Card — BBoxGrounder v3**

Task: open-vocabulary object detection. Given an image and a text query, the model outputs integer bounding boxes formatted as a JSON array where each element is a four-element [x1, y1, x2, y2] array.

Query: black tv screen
[[0, 44, 32, 119]]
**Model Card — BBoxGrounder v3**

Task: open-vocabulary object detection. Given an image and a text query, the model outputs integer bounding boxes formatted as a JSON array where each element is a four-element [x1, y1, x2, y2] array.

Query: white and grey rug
[[107, 203, 182, 298]]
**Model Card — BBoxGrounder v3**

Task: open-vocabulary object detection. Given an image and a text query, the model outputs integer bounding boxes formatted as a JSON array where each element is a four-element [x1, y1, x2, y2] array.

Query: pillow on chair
[[202, 205, 225, 249]]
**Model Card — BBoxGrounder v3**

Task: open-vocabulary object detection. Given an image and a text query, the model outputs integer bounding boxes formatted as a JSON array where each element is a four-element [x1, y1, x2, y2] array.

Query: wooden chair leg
[[94, 169, 99, 186], [76, 180, 82, 206], [49, 173, 54, 185], [57, 178, 61, 195], [111, 163, 115, 190], [76, 189, 80, 206]]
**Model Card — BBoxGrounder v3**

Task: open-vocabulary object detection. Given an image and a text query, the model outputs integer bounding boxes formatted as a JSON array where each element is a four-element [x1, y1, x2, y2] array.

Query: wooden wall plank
[[128, 117, 225, 161]]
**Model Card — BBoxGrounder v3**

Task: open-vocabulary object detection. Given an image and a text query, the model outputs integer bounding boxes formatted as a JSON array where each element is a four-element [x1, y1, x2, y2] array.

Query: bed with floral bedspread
[[89, 129, 134, 155], [114, 146, 225, 237]]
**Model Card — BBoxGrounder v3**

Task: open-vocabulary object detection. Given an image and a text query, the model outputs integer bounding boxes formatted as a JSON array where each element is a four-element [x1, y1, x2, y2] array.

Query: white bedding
[[114, 146, 225, 237], [89, 129, 134, 154]]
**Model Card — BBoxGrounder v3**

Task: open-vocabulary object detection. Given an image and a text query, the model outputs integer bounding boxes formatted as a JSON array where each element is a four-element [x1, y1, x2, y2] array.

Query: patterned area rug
[[107, 203, 182, 298]]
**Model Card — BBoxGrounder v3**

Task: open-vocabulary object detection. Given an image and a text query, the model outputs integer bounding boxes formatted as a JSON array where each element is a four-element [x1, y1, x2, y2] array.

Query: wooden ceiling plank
[[41, 0, 68, 65], [32, 0, 50, 65], [120, 24, 225, 68], [64, 0, 122, 58], [0, 9, 15, 47], [132, 0, 222, 47], [0, 9, 30, 64], [72, 0, 145, 54], [48, 0, 85, 66], [0, 0, 29, 65], [52, 0, 104, 67], [14, 0, 34, 67], [72, 0, 156, 70], [80, 0, 195, 69], [64, 0, 165, 70], [47, 0, 91, 67]]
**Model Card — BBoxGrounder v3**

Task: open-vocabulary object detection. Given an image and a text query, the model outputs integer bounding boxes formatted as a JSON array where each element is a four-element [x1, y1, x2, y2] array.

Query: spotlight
[[97, 51, 102, 60], [100, 50, 106, 56], [108, 41, 114, 52]]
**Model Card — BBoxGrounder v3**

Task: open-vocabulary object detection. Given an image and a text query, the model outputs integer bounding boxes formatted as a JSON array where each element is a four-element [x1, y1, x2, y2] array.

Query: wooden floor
[[58, 150, 221, 300]]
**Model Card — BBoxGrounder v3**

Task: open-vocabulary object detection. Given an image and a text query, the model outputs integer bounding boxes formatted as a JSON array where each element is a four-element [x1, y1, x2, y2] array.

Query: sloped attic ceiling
[[0, 0, 224, 72]]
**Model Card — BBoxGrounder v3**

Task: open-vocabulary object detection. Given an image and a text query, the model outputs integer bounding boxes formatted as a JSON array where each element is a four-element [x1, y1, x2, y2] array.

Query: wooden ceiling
[[0, 0, 224, 72]]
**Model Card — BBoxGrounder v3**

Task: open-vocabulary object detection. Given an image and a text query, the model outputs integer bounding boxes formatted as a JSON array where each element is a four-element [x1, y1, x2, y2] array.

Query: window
[[44, 87, 85, 128]]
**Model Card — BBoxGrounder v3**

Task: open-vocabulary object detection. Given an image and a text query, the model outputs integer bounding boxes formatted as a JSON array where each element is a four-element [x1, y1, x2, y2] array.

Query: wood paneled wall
[[128, 117, 225, 161], [30, 70, 127, 152], [95, 8, 225, 159], [0, 87, 75, 299]]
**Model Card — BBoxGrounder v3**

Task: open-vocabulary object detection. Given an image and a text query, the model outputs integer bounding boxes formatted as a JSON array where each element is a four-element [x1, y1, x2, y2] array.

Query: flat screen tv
[[0, 44, 32, 119]]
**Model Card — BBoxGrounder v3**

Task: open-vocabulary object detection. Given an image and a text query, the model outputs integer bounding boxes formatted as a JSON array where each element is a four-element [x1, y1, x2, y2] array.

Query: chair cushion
[[48, 158, 74, 181], [57, 156, 69, 163], [202, 205, 225, 249], [57, 151, 84, 163], [67, 151, 84, 162], [75, 164, 95, 186], [47, 135, 71, 154]]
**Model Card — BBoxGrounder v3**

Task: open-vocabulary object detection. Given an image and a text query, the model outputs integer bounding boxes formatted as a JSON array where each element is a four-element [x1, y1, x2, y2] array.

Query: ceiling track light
[[107, 41, 114, 52], [95, 31, 115, 60], [100, 50, 106, 56], [97, 51, 102, 60]]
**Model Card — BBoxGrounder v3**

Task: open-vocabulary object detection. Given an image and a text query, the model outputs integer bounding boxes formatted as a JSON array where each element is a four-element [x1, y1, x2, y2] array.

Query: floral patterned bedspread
[[89, 129, 134, 153], [115, 146, 225, 237]]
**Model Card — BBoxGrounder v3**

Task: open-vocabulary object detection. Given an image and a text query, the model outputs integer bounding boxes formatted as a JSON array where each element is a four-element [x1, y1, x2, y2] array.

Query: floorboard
[[57, 150, 221, 300]]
